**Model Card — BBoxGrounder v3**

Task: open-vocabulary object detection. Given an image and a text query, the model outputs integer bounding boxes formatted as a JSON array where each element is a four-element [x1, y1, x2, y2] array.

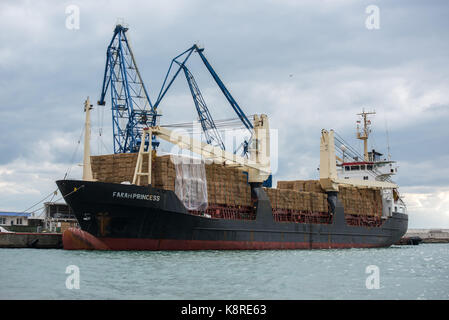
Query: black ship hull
[[56, 180, 408, 250]]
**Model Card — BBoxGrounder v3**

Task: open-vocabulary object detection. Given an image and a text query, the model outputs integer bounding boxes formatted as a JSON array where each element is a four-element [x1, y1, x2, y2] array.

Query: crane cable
[[21, 186, 86, 217], [19, 122, 86, 216], [160, 115, 255, 134], [18, 189, 58, 216]]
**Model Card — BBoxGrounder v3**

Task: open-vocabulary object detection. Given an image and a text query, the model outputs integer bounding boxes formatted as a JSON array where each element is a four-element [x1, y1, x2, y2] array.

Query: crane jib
[[153, 44, 254, 152], [97, 25, 253, 155], [97, 24, 156, 154]]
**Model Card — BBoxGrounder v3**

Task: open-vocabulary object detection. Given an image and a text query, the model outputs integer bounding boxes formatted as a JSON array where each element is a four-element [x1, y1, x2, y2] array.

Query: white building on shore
[[0, 212, 31, 226]]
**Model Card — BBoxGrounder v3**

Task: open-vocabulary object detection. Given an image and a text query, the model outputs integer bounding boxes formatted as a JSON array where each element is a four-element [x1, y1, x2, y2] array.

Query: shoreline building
[[0, 212, 31, 227], [43, 202, 78, 233]]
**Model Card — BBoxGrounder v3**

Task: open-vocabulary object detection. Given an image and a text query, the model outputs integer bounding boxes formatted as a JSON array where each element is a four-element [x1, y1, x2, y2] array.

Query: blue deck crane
[[180, 63, 226, 150], [97, 26, 253, 156], [97, 24, 157, 154], [153, 44, 272, 185], [96, 26, 271, 186], [154, 44, 254, 154]]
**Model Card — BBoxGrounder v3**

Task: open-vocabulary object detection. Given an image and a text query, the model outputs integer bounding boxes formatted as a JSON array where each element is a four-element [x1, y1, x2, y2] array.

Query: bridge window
[[345, 166, 350, 171], [367, 165, 373, 170], [350, 165, 359, 171], [360, 165, 366, 170]]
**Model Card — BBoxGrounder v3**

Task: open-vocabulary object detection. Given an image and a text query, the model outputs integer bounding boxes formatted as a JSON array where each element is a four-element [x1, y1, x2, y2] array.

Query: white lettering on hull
[[112, 192, 160, 202]]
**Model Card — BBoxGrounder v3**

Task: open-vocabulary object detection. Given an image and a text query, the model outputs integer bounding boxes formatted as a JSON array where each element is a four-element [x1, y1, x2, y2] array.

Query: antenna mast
[[356, 109, 376, 161]]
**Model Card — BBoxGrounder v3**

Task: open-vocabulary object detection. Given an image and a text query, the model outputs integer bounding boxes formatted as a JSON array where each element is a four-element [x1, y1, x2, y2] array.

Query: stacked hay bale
[[90, 153, 252, 207], [277, 180, 324, 193], [275, 179, 327, 212], [152, 155, 176, 190], [263, 187, 327, 213], [205, 163, 251, 207], [90, 153, 176, 190], [277, 179, 382, 216], [91, 153, 134, 184], [338, 186, 382, 217]]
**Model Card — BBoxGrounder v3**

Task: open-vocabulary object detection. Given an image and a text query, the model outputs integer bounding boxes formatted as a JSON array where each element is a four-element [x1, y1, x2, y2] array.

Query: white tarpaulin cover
[[172, 155, 208, 211]]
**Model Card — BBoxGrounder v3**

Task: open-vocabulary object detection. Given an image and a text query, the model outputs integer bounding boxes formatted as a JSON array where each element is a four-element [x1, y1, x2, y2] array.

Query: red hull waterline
[[63, 228, 383, 250]]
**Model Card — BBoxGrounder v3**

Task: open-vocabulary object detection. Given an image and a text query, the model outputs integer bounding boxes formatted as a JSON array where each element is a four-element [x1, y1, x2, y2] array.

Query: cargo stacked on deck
[[90, 154, 252, 208], [277, 179, 382, 217], [264, 188, 328, 213], [275, 180, 328, 213], [90, 155, 382, 217], [204, 163, 251, 207], [277, 180, 324, 193], [338, 186, 382, 217], [153, 155, 176, 191], [90, 153, 176, 190]]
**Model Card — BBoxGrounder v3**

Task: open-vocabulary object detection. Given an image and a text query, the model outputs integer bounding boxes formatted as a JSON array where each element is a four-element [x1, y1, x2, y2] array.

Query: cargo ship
[[57, 26, 407, 249], [57, 102, 408, 250]]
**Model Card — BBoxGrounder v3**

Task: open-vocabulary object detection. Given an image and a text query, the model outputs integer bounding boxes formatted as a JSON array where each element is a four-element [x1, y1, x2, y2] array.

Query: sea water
[[1, 243, 448, 300]]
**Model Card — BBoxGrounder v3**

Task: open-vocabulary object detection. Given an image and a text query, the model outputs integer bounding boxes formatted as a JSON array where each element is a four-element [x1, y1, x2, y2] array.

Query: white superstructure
[[335, 111, 407, 217]]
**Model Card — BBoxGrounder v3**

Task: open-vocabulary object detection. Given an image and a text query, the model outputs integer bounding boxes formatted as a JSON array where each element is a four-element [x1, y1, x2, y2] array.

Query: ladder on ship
[[132, 129, 152, 186]]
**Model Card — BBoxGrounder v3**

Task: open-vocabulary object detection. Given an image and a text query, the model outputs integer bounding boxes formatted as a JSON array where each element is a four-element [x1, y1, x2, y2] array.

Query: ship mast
[[83, 97, 94, 181], [356, 110, 376, 161]]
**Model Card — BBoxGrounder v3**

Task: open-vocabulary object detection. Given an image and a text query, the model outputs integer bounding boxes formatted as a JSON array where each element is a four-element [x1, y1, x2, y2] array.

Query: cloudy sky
[[0, 0, 448, 228]]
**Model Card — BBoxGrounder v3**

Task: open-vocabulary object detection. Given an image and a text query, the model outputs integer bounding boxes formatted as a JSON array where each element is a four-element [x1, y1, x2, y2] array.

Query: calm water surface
[[1, 243, 448, 299]]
